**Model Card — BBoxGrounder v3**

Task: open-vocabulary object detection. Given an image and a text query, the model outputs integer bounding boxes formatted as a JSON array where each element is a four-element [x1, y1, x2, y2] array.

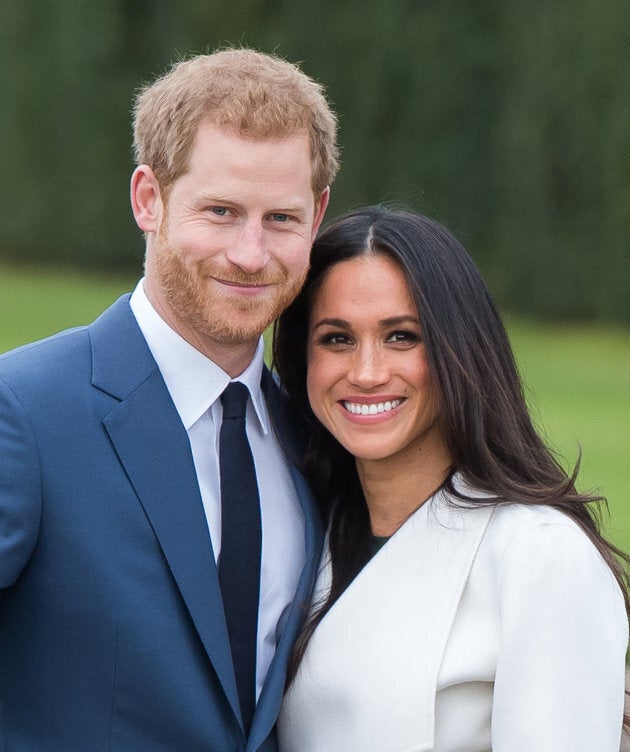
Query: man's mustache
[[198, 261, 288, 287]]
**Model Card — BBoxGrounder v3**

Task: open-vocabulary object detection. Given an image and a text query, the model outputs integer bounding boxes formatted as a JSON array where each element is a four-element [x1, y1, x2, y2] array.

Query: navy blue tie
[[219, 382, 262, 734]]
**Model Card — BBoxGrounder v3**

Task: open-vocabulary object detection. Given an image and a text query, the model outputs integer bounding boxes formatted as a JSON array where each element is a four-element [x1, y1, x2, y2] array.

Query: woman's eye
[[386, 330, 420, 344], [319, 333, 352, 346]]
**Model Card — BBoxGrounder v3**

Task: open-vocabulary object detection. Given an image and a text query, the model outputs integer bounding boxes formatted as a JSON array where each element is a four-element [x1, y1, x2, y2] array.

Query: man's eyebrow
[[195, 193, 308, 211], [194, 193, 237, 204], [267, 202, 310, 215]]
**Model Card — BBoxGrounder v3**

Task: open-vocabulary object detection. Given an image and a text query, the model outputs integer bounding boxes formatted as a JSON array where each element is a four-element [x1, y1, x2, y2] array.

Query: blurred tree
[[0, 0, 628, 320], [0, 0, 190, 268], [491, 0, 630, 320]]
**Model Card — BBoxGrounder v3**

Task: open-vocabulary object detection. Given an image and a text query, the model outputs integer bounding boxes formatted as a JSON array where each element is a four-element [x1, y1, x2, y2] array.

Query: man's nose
[[226, 220, 269, 273]]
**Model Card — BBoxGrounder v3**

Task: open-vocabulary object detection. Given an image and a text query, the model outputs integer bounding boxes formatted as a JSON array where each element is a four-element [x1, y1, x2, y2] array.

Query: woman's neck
[[357, 447, 453, 537]]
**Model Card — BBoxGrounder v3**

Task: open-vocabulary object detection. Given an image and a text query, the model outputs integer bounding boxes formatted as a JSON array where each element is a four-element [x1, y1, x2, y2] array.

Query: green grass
[[507, 318, 630, 553], [1, 263, 628, 552], [0, 263, 137, 352]]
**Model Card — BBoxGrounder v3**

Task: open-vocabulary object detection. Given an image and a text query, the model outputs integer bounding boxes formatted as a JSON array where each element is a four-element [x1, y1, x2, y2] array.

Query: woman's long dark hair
[[272, 205, 629, 690]]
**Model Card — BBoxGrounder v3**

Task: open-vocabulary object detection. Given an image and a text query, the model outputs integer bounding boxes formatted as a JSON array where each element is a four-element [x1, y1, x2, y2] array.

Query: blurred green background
[[0, 1, 628, 549]]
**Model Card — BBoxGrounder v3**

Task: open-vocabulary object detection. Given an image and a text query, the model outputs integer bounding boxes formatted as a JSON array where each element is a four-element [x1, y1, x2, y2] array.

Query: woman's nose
[[348, 345, 389, 389]]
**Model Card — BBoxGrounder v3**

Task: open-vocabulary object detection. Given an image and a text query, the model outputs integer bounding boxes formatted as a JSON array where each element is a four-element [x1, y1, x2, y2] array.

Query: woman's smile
[[340, 396, 404, 419], [306, 253, 449, 469]]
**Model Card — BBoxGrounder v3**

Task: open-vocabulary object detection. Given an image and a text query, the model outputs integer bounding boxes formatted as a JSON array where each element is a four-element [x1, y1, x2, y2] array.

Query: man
[[0, 48, 338, 751]]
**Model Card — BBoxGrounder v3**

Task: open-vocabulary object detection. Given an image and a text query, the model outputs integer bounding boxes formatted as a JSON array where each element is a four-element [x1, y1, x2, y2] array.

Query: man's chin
[[198, 312, 273, 347]]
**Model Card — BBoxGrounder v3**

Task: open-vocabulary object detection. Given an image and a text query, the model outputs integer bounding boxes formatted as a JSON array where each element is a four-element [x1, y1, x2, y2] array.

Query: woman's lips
[[341, 398, 403, 416]]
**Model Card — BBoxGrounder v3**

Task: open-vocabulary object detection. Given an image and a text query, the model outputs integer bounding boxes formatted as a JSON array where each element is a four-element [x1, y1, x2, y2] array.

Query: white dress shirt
[[129, 280, 306, 698]]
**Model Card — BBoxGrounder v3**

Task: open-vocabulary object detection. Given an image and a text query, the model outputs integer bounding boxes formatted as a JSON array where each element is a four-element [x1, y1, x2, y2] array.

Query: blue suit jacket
[[0, 295, 324, 751]]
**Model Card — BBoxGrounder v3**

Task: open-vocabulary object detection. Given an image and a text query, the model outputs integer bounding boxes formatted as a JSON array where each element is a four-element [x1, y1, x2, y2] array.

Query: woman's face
[[306, 254, 449, 471]]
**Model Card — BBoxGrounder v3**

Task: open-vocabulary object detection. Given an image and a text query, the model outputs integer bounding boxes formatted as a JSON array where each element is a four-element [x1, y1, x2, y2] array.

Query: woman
[[273, 206, 628, 751]]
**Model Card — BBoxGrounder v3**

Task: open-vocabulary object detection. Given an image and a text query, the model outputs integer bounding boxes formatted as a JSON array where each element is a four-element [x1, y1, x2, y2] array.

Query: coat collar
[[284, 486, 494, 752]]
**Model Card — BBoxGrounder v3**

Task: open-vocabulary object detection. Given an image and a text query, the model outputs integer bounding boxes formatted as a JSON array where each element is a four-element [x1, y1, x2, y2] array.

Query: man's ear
[[311, 186, 331, 241], [130, 165, 163, 233]]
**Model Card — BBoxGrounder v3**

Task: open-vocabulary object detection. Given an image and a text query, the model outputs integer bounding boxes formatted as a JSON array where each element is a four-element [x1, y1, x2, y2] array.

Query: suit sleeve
[[491, 519, 628, 751], [0, 377, 41, 589]]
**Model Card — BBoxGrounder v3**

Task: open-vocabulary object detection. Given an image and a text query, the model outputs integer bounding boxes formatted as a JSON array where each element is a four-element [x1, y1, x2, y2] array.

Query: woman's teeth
[[342, 399, 402, 416]]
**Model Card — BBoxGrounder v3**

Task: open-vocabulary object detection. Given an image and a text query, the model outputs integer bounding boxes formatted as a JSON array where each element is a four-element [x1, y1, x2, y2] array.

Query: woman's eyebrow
[[311, 315, 420, 331], [379, 316, 420, 327], [311, 317, 350, 331]]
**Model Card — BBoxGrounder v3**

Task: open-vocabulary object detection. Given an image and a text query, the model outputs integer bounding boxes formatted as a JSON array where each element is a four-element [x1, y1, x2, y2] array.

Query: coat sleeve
[[491, 518, 628, 751], [0, 377, 41, 589]]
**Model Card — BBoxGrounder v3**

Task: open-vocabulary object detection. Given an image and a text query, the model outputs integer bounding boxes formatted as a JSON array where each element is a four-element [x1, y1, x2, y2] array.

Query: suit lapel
[[89, 296, 240, 720], [248, 371, 324, 750]]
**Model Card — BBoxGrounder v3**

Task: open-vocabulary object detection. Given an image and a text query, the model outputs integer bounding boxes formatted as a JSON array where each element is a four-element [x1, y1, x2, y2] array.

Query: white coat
[[278, 484, 628, 751]]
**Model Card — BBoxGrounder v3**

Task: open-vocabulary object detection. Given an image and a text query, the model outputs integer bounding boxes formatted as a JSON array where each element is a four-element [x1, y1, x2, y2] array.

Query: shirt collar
[[129, 279, 270, 433]]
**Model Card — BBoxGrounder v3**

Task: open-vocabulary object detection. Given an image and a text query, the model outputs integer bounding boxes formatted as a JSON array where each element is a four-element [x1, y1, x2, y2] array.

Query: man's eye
[[271, 213, 289, 222], [211, 207, 229, 216]]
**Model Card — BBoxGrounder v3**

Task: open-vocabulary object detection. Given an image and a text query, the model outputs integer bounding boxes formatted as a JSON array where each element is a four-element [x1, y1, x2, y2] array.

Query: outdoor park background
[[1, 1, 629, 553]]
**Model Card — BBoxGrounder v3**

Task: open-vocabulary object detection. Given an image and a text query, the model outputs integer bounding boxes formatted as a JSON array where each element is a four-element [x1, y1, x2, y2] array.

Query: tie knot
[[221, 381, 250, 420]]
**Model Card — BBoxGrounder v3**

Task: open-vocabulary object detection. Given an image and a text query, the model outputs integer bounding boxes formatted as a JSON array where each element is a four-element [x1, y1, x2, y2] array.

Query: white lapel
[[290, 487, 494, 752]]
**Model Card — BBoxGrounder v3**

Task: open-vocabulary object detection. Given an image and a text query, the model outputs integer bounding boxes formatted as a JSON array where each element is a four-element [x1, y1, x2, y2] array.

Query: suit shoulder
[[0, 295, 133, 389], [0, 326, 91, 380]]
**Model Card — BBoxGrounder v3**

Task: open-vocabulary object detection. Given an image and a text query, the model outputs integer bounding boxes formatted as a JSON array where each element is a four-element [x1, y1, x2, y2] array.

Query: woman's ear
[[130, 165, 163, 233]]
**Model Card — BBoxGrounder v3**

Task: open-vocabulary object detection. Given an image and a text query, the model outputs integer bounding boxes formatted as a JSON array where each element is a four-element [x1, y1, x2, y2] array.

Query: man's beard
[[153, 238, 307, 346]]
